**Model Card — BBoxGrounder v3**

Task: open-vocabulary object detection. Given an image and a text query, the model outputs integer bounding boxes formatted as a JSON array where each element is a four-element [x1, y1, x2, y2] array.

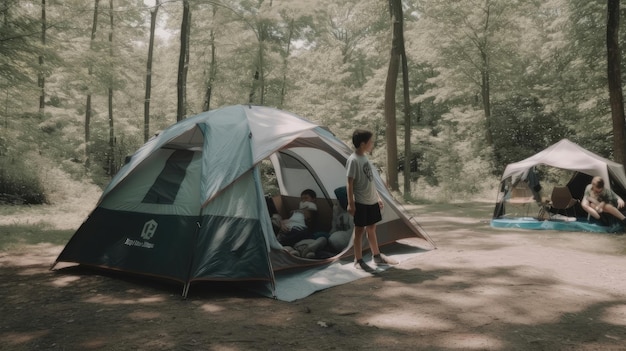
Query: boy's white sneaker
[[373, 253, 398, 265], [354, 259, 375, 273]]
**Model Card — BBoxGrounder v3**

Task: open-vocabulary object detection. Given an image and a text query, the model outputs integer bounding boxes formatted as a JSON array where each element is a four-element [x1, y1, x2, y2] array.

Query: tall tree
[[107, 0, 115, 175], [324, 0, 387, 87], [607, 0, 625, 165], [38, 0, 46, 112], [231, 0, 285, 106], [202, 4, 217, 112], [144, 0, 160, 141], [1, 0, 47, 119], [176, 0, 190, 121], [248, 12, 268, 105], [383, 0, 403, 191], [85, 0, 100, 167], [278, 17, 294, 108], [391, 0, 414, 196], [417, 0, 525, 147]]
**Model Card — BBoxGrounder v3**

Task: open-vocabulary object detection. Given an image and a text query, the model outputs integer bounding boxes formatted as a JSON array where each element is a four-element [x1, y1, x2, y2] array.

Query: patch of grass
[[0, 223, 73, 251], [0, 204, 22, 216], [403, 194, 435, 205], [0, 157, 48, 205], [0, 204, 59, 222]]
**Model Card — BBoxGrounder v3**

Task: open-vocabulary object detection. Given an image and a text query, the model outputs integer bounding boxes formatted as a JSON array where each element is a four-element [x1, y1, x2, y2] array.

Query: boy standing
[[346, 129, 398, 271]]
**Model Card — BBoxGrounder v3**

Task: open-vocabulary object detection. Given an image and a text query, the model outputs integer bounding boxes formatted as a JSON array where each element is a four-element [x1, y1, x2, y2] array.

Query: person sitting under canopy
[[581, 176, 626, 226]]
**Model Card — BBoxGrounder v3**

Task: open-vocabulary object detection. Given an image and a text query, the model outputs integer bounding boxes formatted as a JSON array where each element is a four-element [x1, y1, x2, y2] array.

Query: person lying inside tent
[[327, 187, 354, 254], [283, 236, 329, 259], [272, 189, 318, 247], [286, 194, 356, 259], [581, 176, 626, 226]]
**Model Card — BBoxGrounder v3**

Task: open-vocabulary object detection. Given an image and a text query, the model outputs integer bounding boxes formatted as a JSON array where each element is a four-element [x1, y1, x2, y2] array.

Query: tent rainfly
[[52, 105, 435, 298]]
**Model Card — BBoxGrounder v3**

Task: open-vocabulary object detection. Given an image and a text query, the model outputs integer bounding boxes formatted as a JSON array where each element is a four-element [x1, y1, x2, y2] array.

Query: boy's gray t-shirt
[[346, 153, 378, 205]]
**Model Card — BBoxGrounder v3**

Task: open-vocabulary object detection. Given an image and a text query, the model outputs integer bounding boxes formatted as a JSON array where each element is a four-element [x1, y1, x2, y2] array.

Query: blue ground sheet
[[491, 217, 624, 233]]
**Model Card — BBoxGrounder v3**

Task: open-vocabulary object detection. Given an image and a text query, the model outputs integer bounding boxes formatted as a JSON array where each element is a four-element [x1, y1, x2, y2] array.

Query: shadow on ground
[[1, 202, 625, 350]]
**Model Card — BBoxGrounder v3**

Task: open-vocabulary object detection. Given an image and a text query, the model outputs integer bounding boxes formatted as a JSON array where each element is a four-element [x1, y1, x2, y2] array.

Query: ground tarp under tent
[[51, 105, 436, 301], [491, 139, 626, 233]]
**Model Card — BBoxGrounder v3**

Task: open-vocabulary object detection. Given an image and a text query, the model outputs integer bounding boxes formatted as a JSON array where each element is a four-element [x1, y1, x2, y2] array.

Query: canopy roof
[[501, 139, 626, 190]]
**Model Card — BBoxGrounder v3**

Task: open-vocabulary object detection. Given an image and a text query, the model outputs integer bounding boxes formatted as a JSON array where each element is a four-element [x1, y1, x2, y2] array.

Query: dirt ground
[[1, 199, 626, 351]]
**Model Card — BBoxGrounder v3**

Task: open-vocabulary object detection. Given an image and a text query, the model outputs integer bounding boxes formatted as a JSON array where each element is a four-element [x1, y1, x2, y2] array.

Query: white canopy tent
[[501, 139, 626, 190], [493, 139, 626, 220]]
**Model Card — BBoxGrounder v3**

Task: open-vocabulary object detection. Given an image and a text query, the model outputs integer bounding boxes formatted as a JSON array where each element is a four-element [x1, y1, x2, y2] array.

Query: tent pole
[[492, 180, 507, 218], [266, 271, 276, 299], [181, 219, 203, 300], [182, 282, 190, 299], [408, 216, 437, 248]]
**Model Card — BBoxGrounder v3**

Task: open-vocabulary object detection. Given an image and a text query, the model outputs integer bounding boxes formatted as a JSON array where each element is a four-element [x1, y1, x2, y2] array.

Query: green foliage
[[89, 132, 143, 187], [490, 95, 573, 174], [419, 150, 439, 187], [434, 145, 464, 196], [0, 1, 40, 84], [0, 156, 48, 205], [573, 133, 615, 160], [403, 145, 438, 187], [259, 159, 279, 196], [426, 136, 494, 201], [2, 0, 625, 203], [0, 223, 73, 250], [47, 95, 62, 108], [0, 135, 7, 156], [10, 110, 86, 184]]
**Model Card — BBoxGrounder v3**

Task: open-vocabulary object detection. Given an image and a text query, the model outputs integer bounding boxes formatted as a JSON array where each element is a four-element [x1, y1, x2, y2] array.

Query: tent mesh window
[[142, 149, 195, 204]]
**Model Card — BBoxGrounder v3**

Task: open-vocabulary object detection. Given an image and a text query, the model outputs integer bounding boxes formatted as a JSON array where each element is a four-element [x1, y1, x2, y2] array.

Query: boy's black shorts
[[354, 202, 382, 227]]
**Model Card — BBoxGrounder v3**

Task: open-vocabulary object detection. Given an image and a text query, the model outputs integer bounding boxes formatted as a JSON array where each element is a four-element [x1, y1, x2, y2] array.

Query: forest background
[[1, 0, 625, 205]]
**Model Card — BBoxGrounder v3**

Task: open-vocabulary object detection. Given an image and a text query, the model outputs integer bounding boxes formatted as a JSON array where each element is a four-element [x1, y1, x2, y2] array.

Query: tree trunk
[[481, 50, 493, 146], [249, 22, 266, 105], [393, 0, 413, 196], [401, 51, 412, 196], [607, 0, 626, 166], [203, 5, 217, 112], [249, 68, 259, 104], [183, 8, 190, 110], [177, 0, 190, 121], [107, 0, 115, 176], [279, 19, 294, 108], [38, 0, 46, 113], [384, 0, 402, 191], [85, 0, 100, 167], [259, 38, 265, 105], [144, 0, 159, 141]]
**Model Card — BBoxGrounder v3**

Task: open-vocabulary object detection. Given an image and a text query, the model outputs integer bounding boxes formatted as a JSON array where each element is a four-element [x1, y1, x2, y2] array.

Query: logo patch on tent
[[141, 219, 158, 240], [124, 220, 158, 249]]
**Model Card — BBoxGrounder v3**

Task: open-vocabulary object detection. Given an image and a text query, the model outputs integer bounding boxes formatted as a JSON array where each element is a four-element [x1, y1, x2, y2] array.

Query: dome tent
[[52, 105, 435, 299]]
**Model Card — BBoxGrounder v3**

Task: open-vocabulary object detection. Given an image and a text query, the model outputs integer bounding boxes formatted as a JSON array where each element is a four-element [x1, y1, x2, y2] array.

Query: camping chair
[[508, 183, 535, 204], [507, 183, 537, 217], [549, 186, 579, 218]]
